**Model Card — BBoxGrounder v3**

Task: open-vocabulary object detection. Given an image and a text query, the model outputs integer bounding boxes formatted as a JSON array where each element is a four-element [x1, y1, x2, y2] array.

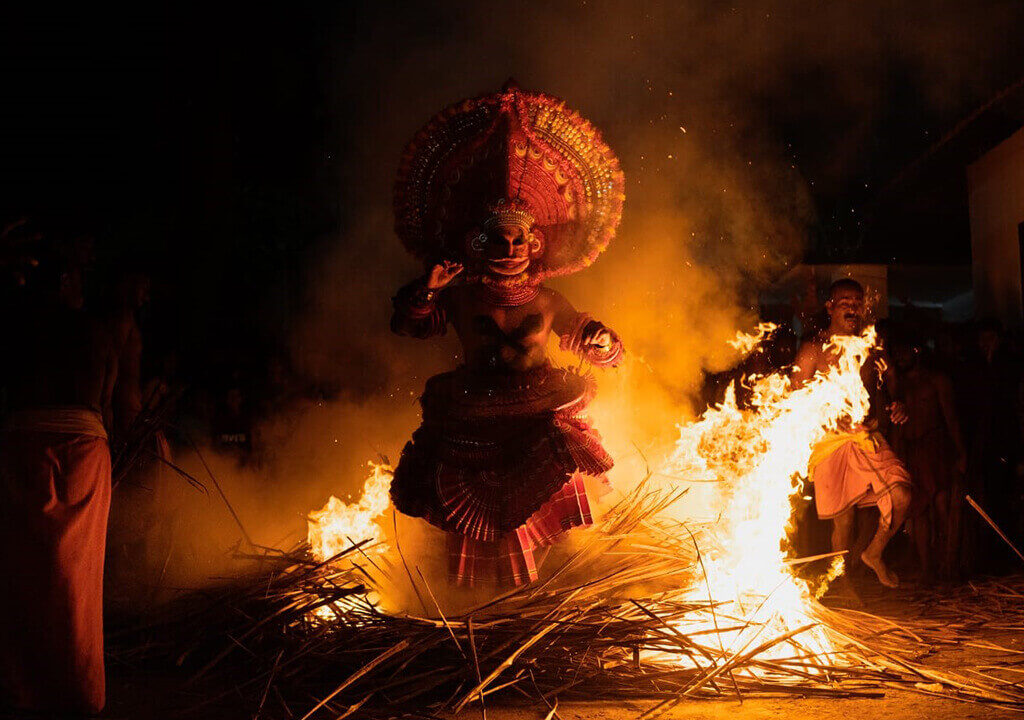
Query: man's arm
[[112, 321, 143, 434], [791, 341, 819, 387], [94, 321, 119, 432], [935, 372, 967, 474], [548, 288, 578, 337], [390, 279, 447, 339], [878, 347, 909, 425], [390, 261, 461, 340]]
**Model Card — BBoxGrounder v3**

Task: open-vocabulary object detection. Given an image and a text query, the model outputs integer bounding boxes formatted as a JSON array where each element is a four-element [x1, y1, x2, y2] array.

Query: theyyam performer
[[389, 81, 626, 586], [793, 279, 913, 588]]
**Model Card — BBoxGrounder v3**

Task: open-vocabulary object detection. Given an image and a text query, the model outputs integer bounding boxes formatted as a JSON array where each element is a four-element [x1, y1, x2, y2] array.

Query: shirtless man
[[0, 257, 118, 714], [891, 335, 965, 580], [793, 279, 912, 587]]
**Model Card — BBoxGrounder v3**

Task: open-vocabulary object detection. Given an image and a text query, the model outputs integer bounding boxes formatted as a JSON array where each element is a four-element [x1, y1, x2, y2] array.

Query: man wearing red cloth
[[0, 257, 117, 714], [389, 82, 626, 586]]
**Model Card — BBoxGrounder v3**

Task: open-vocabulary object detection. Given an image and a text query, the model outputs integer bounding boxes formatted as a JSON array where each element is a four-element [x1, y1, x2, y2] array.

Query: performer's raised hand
[[582, 322, 618, 353], [588, 329, 612, 352], [426, 260, 463, 289]]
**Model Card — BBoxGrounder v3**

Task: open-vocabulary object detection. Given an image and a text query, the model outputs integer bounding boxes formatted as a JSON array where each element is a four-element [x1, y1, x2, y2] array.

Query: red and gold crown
[[481, 198, 535, 234], [394, 80, 626, 279]]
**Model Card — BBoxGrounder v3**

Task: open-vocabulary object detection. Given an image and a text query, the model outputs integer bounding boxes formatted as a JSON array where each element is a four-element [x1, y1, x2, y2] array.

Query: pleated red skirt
[[391, 365, 612, 586]]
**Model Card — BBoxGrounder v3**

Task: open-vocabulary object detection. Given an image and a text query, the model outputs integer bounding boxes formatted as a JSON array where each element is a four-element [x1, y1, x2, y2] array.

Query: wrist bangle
[[408, 284, 436, 307]]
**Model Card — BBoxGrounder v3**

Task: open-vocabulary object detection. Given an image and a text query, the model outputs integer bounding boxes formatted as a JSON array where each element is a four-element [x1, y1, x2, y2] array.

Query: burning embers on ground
[[306, 325, 878, 666]]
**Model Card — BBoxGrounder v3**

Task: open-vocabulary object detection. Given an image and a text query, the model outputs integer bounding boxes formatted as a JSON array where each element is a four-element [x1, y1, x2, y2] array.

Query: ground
[[467, 693, 1020, 720], [106, 677, 1021, 720]]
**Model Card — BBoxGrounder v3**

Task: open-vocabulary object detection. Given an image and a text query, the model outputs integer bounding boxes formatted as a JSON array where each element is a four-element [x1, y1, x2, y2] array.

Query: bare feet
[[860, 550, 899, 588]]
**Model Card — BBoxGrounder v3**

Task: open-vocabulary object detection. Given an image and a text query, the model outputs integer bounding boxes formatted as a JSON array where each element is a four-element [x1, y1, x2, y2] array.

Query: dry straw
[[110, 479, 1024, 719]]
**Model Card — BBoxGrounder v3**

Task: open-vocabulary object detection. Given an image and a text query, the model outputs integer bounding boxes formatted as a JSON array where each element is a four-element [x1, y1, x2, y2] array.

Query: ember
[[7, 5, 1024, 719], [258, 324, 1021, 716]]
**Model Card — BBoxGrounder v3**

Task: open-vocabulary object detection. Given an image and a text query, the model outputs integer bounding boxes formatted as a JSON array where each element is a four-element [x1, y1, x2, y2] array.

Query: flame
[[307, 462, 393, 562], [814, 556, 846, 600], [305, 326, 880, 669], [664, 326, 878, 663], [726, 321, 777, 354]]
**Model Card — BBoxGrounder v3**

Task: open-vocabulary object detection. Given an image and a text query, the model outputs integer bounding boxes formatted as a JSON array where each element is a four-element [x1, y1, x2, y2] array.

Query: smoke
[[114, 0, 1022, 599]]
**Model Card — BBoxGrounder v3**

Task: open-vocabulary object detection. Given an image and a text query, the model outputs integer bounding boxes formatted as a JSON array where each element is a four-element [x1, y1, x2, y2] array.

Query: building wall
[[968, 126, 1024, 327]]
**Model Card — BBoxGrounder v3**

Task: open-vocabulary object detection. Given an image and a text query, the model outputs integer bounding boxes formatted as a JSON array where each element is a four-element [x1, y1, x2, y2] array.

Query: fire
[[726, 321, 778, 355], [307, 462, 393, 562], [664, 324, 878, 663], [305, 325, 881, 669]]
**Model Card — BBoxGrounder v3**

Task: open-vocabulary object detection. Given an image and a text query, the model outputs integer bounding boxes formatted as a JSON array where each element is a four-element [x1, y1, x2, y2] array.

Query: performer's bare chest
[[453, 300, 552, 345]]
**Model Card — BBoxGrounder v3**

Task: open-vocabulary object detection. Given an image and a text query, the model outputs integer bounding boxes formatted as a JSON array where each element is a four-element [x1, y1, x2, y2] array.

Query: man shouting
[[793, 279, 912, 588]]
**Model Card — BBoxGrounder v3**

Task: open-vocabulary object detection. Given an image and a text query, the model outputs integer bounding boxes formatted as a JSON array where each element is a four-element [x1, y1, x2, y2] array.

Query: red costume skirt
[[391, 365, 612, 586], [0, 428, 111, 714]]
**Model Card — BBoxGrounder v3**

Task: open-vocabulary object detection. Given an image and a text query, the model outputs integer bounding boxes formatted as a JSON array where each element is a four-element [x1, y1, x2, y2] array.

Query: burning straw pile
[[109, 327, 1024, 717], [110, 476, 1024, 719]]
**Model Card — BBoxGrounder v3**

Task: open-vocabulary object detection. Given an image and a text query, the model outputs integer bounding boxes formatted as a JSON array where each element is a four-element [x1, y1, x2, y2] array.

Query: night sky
[[3, 3, 1023, 378]]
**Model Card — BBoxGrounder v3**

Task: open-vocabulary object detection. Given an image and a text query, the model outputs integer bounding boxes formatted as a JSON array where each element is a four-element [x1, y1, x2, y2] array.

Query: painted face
[[826, 287, 865, 335], [470, 224, 539, 277]]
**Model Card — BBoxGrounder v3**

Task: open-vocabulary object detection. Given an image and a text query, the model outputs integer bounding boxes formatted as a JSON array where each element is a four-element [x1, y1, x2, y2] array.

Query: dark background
[[3, 2, 1023, 379]]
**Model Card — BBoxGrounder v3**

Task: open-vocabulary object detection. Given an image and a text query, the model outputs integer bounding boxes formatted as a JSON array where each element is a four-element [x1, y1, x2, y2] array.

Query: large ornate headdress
[[394, 80, 626, 279]]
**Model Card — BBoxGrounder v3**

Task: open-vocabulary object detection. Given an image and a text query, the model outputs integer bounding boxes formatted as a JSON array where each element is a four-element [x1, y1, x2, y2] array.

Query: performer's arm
[[390, 261, 461, 340], [551, 290, 623, 367]]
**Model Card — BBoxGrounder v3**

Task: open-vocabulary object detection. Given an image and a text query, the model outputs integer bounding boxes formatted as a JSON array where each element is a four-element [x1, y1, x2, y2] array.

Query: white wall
[[968, 126, 1024, 326]]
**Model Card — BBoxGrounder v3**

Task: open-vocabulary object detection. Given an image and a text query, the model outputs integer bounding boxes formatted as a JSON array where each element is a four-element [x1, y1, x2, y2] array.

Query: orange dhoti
[[808, 428, 911, 527], [0, 409, 111, 714]]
